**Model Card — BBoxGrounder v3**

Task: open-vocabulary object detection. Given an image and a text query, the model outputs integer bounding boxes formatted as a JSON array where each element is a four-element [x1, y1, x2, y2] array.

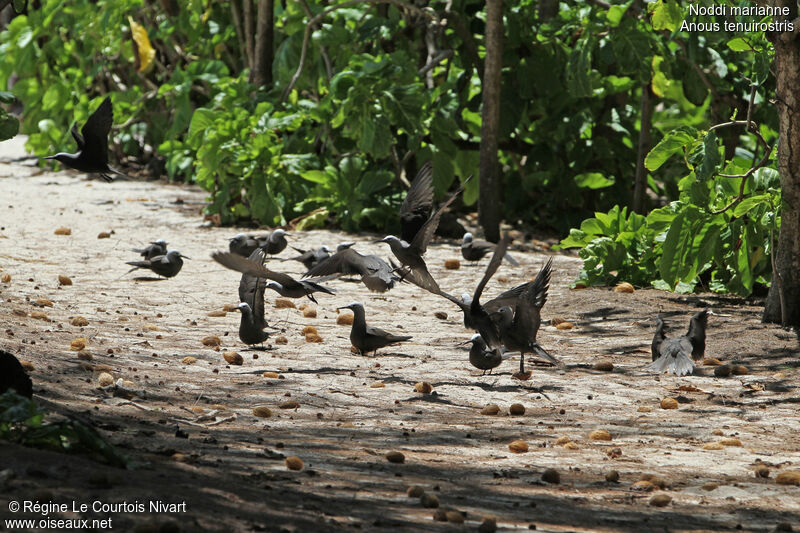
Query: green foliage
[[0, 90, 19, 140], [0, 391, 128, 467]]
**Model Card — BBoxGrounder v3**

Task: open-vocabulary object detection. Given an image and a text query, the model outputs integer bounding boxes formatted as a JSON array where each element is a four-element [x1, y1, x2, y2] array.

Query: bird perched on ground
[[229, 233, 264, 257], [126, 250, 188, 278], [235, 248, 273, 347], [405, 234, 513, 349], [651, 316, 667, 361], [261, 229, 289, 256], [304, 246, 399, 293], [462, 334, 513, 375], [646, 310, 710, 376], [43, 97, 126, 182], [461, 232, 519, 266], [400, 161, 434, 243], [212, 251, 335, 303], [495, 257, 559, 376], [132, 239, 168, 260], [337, 302, 412, 355], [0, 349, 33, 398], [380, 177, 468, 292]]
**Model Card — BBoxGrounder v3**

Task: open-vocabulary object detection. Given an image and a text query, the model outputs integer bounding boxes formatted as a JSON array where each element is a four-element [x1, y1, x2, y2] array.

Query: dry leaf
[[128, 17, 155, 73]]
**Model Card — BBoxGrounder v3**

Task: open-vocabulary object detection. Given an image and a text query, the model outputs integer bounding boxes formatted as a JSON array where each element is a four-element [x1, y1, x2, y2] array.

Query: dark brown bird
[[337, 302, 411, 355], [43, 97, 126, 182], [461, 232, 518, 266], [126, 250, 188, 278], [0, 349, 33, 398], [212, 251, 334, 303], [236, 248, 272, 347], [651, 316, 667, 361], [132, 239, 168, 260], [304, 246, 399, 293], [646, 310, 710, 376], [495, 258, 558, 375], [400, 161, 434, 243]]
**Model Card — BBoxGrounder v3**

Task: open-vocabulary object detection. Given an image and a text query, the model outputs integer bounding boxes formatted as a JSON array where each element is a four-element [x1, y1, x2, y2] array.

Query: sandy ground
[[1, 135, 800, 533]]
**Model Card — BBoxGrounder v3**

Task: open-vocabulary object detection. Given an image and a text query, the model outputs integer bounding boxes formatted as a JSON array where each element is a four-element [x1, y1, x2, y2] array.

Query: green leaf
[[299, 170, 331, 185], [659, 211, 691, 287], [187, 108, 218, 141], [645, 128, 696, 171], [733, 194, 770, 217], [566, 37, 592, 98], [681, 64, 708, 106], [727, 37, 751, 52], [574, 172, 615, 189], [695, 131, 720, 181], [0, 112, 19, 141], [606, 1, 631, 27], [650, 0, 682, 31], [357, 169, 393, 196], [0, 91, 15, 104]]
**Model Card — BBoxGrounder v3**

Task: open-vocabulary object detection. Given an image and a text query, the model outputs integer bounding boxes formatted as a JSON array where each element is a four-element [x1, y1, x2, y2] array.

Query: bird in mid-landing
[[126, 250, 188, 278], [646, 310, 710, 376], [43, 97, 127, 182]]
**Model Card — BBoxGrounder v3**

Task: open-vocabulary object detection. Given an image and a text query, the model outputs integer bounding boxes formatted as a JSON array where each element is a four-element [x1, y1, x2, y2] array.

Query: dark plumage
[[132, 239, 168, 260], [283, 245, 332, 270], [405, 234, 513, 350], [212, 251, 334, 303], [304, 246, 398, 293], [337, 302, 411, 355], [0, 349, 33, 398], [496, 257, 558, 374], [400, 161, 434, 243], [126, 250, 188, 278], [646, 310, 710, 376], [380, 178, 467, 292], [229, 233, 262, 257], [651, 316, 667, 362], [43, 97, 125, 182], [463, 334, 511, 375], [461, 232, 518, 266], [236, 248, 271, 346], [262, 229, 289, 256]]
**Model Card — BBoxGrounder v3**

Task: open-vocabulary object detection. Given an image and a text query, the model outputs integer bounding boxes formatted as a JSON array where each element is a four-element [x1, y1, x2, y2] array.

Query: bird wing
[[80, 97, 113, 165], [239, 248, 267, 324], [402, 266, 467, 311], [212, 251, 297, 286], [471, 233, 511, 309], [400, 162, 434, 239], [304, 248, 386, 278], [70, 123, 85, 149], [365, 325, 411, 343], [646, 337, 694, 376], [484, 281, 528, 313], [409, 177, 466, 255], [511, 257, 553, 336]]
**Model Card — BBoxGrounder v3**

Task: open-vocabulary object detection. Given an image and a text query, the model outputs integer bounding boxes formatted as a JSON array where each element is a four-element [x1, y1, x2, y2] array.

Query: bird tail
[[532, 343, 561, 367], [504, 252, 519, 267], [124, 262, 146, 274], [102, 166, 131, 182], [645, 353, 695, 376]]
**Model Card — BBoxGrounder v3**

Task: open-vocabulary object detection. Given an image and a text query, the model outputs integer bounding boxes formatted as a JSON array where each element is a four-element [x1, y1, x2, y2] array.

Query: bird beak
[[336, 306, 350, 311], [373, 239, 385, 244], [180, 254, 191, 259], [43, 155, 56, 160], [457, 339, 472, 346]]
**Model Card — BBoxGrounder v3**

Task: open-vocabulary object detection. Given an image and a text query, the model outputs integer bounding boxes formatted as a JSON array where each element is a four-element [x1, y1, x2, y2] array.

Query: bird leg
[[519, 352, 526, 374]]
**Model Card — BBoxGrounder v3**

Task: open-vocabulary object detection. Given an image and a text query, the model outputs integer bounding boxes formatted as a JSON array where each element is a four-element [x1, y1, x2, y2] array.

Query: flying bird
[[283, 245, 332, 270], [126, 250, 188, 278], [646, 310, 710, 376], [400, 161, 434, 243], [235, 248, 273, 347], [337, 302, 412, 355], [495, 257, 559, 376], [212, 251, 334, 303], [43, 97, 126, 182], [304, 246, 399, 293]]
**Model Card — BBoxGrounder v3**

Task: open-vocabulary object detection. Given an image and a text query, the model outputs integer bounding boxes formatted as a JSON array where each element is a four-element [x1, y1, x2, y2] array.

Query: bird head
[[462, 232, 474, 244], [337, 302, 363, 311], [337, 242, 356, 252], [321, 245, 331, 253], [229, 233, 247, 242], [378, 236, 397, 245], [265, 281, 282, 290], [497, 306, 514, 321], [458, 333, 483, 346], [460, 293, 472, 305], [236, 302, 251, 313], [167, 250, 190, 260], [271, 229, 288, 239], [152, 239, 167, 246]]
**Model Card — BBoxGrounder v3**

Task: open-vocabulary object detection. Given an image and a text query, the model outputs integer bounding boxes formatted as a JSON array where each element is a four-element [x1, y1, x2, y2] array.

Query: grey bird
[[283, 245, 332, 270], [235, 248, 272, 347], [461, 232, 519, 266], [212, 251, 335, 303], [43, 97, 127, 182], [380, 178, 467, 292], [400, 161, 434, 243], [337, 302, 412, 355], [405, 234, 513, 349], [229, 233, 262, 257], [646, 310, 710, 376], [126, 250, 188, 278], [461, 334, 513, 375], [0, 349, 33, 398], [651, 316, 667, 361], [304, 246, 399, 293], [132, 239, 168, 260], [495, 257, 559, 375], [261, 229, 289, 256]]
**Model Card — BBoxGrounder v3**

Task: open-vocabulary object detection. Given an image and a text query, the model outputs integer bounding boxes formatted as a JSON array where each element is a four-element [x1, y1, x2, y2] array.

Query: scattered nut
[[275, 336, 288, 345], [755, 465, 770, 478], [54, 227, 72, 235], [263, 371, 279, 379], [563, 441, 580, 450], [589, 429, 612, 441], [732, 364, 749, 375], [593, 361, 613, 371], [34, 298, 53, 307], [70, 316, 89, 327], [275, 298, 295, 309], [420, 493, 439, 508], [385, 451, 405, 464], [20, 361, 35, 371], [97, 231, 111, 239], [445, 511, 464, 524], [776, 470, 800, 486], [649, 494, 672, 507], [1, 273, 10, 283], [285, 456, 304, 471], [58, 275, 72, 286], [554, 435, 571, 445], [541, 468, 560, 484], [478, 516, 497, 533], [481, 404, 500, 415], [337, 313, 354, 325], [614, 282, 635, 293], [223, 352, 243, 365], [370, 382, 385, 388], [704, 357, 723, 366], [444, 259, 460, 270], [701, 482, 718, 491], [279, 401, 299, 409], [202, 335, 221, 347], [414, 382, 433, 394], [434, 311, 448, 320], [720, 438, 742, 447], [31, 311, 49, 321], [301, 326, 318, 336], [76, 350, 92, 361], [207, 310, 227, 317], [70, 338, 87, 351], [509, 403, 525, 416], [714, 364, 732, 377], [660, 398, 679, 409], [253, 406, 273, 418], [606, 470, 620, 483], [182, 356, 197, 365], [703, 442, 724, 450], [305, 333, 323, 343], [303, 307, 317, 318], [97, 372, 114, 387], [555, 322, 575, 330], [407, 486, 425, 498], [549, 316, 567, 326], [508, 440, 529, 453], [631, 480, 656, 492]]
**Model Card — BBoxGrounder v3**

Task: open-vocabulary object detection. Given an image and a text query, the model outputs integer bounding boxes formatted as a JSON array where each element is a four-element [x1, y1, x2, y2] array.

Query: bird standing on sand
[[212, 251, 335, 303], [43, 97, 126, 182], [646, 310, 710, 376], [337, 302, 412, 355], [126, 250, 188, 278], [262, 229, 289, 256], [463, 334, 512, 375], [229, 233, 262, 257], [235, 248, 273, 347], [461, 232, 519, 266], [132, 239, 168, 260], [495, 257, 559, 376]]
